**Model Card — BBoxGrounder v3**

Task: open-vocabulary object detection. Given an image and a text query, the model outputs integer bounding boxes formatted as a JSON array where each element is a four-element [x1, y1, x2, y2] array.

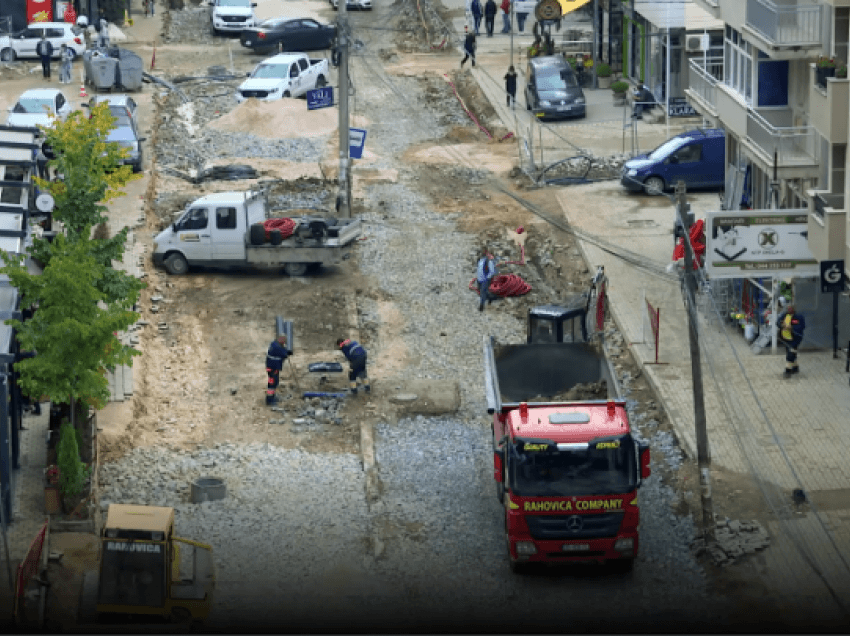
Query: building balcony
[[742, 107, 820, 179], [809, 64, 849, 144], [744, 0, 823, 57], [691, 0, 720, 19], [806, 190, 847, 261], [684, 57, 724, 123]]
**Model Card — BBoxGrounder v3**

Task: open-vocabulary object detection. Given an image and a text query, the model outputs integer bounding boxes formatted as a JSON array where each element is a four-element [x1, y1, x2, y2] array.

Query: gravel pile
[[99, 442, 369, 586], [164, 7, 215, 44], [155, 89, 321, 170]]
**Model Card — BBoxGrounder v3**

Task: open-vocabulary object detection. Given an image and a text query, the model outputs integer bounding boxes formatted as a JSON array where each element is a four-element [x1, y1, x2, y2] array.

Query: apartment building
[[685, 0, 850, 286]]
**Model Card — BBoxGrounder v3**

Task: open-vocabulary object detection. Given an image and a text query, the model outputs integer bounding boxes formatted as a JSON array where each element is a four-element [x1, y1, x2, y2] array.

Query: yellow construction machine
[[93, 504, 215, 623]]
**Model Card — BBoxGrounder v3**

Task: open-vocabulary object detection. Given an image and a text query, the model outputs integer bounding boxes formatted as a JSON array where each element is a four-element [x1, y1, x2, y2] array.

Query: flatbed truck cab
[[484, 302, 651, 573]]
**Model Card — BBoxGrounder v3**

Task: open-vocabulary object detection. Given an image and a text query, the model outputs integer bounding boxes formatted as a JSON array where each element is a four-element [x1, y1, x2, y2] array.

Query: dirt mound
[[208, 99, 368, 139]]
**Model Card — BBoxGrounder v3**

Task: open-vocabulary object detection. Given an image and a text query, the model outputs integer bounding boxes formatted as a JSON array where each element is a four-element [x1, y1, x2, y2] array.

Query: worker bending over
[[337, 337, 370, 395]]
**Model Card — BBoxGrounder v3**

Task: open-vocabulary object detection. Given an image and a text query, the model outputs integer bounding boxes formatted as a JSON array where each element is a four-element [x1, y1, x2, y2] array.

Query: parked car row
[[0, 21, 86, 62], [4, 90, 145, 173]]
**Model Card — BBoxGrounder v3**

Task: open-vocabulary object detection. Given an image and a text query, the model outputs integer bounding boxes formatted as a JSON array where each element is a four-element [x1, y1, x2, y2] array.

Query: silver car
[[85, 95, 145, 172]]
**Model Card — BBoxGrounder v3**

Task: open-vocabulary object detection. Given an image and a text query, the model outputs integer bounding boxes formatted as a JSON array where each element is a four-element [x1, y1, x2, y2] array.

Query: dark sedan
[[240, 18, 336, 53]]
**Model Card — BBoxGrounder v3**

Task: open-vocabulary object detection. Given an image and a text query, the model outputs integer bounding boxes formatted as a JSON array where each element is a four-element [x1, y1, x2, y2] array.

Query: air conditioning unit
[[685, 33, 711, 53]]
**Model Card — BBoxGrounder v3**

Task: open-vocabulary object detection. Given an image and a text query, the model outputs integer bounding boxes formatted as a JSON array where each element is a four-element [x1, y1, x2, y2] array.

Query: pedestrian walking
[[337, 338, 370, 395], [777, 304, 806, 376], [460, 26, 476, 68], [36, 34, 53, 80], [59, 43, 74, 84], [484, 0, 497, 37], [515, 0, 530, 32], [98, 12, 111, 49], [504, 65, 517, 107], [500, 0, 511, 33], [470, 0, 483, 35], [476, 249, 497, 312], [265, 333, 290, 405]]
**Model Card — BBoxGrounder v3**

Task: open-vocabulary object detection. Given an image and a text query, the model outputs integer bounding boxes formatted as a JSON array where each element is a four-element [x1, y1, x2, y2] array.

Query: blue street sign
[[349, 128, 367, 159], [306, 87, 334, 110]]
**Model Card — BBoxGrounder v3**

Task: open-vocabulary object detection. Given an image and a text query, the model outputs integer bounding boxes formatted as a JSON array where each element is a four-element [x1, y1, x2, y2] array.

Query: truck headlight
[[269, 88, 280, 94], [614, 537, 634, 552], [516, 541, 537, 556], [539, 100, 551, 107], [574, 97, 585, 104], [627, 169, 637, 177]]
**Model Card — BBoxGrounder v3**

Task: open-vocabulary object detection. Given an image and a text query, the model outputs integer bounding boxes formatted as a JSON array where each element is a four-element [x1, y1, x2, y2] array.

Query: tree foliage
[[57, 421, 89, 497], [3, 234, 141, 411], [35, 102, 139, 240]]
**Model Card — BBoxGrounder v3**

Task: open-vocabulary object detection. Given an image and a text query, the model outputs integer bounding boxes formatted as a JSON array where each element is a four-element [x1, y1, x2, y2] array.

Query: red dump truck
[[484, 304, 651, 573]]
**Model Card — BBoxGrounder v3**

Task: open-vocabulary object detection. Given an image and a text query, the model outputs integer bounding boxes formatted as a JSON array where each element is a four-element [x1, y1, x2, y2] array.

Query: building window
[[835, 8, 849, 66], [724, 26, 752, 105], [832, 144, 846, 194]]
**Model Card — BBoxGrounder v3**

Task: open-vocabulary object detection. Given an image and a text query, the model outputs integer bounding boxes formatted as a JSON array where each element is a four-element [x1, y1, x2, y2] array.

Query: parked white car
[[332, 0, 372, 9], [236, 53, 330, 102], [208, 0, 257, 35], [6, 89, 72, 129], [0, 22, 85, 62]]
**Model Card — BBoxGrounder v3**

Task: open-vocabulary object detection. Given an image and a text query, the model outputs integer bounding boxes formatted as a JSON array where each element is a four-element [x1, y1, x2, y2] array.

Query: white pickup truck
[[152, 191, 360, 277], [208, 0, 257, 35], [236, 53, 329, 102]]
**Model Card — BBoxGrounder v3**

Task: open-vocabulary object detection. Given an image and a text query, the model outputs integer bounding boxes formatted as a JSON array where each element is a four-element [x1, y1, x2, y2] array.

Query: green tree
[[56, 420, 89, 498], [36, 102, 139, 240], [30, 103, 141, 305], [3, 235, 141, 426]]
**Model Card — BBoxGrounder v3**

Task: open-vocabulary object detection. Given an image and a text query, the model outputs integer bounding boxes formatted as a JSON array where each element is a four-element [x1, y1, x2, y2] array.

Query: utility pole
[[510, 0, 514, 69], [591, 0, 599, 89], [676, 181, 715, 542], [337, 0, 351, 218]]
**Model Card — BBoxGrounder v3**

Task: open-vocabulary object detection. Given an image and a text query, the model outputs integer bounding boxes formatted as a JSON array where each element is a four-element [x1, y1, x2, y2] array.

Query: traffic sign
[[820, 259, 845, 293], [349, 128, 367, 159], [306, 87, 334, 110]]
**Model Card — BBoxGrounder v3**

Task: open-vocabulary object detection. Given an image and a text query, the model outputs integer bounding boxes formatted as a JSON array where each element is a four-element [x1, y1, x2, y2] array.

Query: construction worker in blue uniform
[[265, 334, 290, 405], [777, 304, 805, 377], [337, 337, 370, 395], [476, 249, 497, 312]]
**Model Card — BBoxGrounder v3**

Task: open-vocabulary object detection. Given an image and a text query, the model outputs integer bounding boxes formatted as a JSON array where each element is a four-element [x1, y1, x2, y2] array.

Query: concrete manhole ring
[[190, 477, 227, 503]]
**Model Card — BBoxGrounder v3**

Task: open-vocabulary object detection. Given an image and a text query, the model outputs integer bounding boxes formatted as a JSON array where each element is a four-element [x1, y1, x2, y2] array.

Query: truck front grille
[[525, 512, 624, 540], [222, 15, 246, 22], [240, 90, 269, 99]]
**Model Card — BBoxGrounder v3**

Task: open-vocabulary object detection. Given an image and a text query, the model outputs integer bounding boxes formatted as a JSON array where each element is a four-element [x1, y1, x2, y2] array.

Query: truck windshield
[[251, 64, 288, 79], [98, 541, 166, 608], [508, 435, 636, 497]]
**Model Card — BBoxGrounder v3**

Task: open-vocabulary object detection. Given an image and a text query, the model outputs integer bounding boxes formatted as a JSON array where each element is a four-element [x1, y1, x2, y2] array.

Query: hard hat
[[76, 15, 89, 27]]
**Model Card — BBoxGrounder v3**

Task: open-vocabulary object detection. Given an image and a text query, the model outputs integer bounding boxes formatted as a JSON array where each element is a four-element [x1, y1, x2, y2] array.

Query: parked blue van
[[621, 128, 725, 195]]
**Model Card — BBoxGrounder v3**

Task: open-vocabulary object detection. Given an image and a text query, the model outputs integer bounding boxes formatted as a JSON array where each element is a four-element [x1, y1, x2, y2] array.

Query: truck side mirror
[[172, 222, 178, 233], [493, 448, 504, 482], [638, 441, 651, 481]]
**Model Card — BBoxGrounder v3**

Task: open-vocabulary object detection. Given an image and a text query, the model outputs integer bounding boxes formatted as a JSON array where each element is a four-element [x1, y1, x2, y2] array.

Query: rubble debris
[[690, 518, 770, 567]]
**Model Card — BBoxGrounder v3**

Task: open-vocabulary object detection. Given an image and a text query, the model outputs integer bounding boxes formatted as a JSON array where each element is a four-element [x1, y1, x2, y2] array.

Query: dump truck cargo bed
[[484, 338, 620, 412]]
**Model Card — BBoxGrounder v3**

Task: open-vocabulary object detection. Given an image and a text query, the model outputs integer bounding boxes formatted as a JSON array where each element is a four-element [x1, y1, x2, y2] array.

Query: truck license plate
[[562, 544, 590, 552]]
